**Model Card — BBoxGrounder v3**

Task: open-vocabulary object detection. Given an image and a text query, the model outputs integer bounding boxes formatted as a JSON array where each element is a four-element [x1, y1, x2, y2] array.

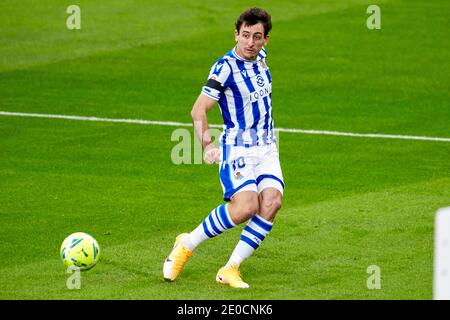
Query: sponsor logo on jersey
[[249, 84, 271, 102], [256, 75, 265, 87]]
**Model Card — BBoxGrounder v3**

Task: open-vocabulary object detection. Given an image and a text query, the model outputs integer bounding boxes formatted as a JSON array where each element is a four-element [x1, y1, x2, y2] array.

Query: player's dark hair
[[235, 7, 272, 36]]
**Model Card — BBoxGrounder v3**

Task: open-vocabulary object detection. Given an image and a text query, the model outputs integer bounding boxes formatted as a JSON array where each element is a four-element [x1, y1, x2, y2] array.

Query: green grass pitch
[[0, 0, 449, 299]]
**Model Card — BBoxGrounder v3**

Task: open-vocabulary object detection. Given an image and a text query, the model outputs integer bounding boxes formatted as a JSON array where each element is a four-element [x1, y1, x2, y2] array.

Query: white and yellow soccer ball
[[60, 232, 100, 271]]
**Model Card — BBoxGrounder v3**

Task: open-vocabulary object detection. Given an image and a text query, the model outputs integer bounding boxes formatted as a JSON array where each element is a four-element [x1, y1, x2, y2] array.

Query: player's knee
[[238, 201, 259, 222], [272, 198, 282, 212], [244, 201, 259, 218], [261, 195, 282, 214]]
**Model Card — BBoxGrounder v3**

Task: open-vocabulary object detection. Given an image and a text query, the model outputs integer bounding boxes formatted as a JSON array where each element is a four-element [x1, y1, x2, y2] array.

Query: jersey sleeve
[[201, 59, 231, 101]]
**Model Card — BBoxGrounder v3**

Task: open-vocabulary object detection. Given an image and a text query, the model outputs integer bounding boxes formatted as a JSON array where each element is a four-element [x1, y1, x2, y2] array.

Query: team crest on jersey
[[235, 172, 244, 180], [259, 59, 267, 69]]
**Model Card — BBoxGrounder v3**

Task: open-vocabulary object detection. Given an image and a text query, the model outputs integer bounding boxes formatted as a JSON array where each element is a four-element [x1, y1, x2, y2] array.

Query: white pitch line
[[1, 111, 450, 143], [277, 128, 450, 142]]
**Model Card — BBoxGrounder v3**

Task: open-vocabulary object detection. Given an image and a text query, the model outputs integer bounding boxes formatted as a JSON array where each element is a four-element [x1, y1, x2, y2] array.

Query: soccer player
[[163, 7, 284, 288]]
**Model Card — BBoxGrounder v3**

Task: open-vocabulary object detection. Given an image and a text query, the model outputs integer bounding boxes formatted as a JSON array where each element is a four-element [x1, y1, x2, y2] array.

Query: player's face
[[235, 23, 269, 61]]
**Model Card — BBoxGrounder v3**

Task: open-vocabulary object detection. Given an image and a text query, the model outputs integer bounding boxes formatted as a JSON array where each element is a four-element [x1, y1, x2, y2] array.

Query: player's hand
[[204, 144, 221, 164]]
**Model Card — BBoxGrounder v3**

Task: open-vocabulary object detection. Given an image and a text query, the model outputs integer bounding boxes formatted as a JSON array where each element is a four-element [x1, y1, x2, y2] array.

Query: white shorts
[[219, 143, 284, 201]]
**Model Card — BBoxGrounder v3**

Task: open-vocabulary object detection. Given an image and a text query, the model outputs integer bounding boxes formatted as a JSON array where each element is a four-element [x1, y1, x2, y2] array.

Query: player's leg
[[182, 190, 258, 252], [163, 199, 243, 282], [163, 146, 257, 282], [255, 142, 284, 225], [219, 144, 284, 287], [164, 193, 258, 282], [215, 191, 259, 288], [223, 188, 282, 269], [183, 146, 258, 249], [258, 187, 283, 222], [227, 190, 259, 224]]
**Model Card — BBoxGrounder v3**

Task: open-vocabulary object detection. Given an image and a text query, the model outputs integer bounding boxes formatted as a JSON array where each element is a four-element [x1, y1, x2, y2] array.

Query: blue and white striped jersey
[[201, 47, 275, 147]]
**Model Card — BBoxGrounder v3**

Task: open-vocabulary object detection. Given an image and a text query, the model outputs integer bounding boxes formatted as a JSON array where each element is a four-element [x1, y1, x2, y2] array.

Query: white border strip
[[1, 111, 449, 142]]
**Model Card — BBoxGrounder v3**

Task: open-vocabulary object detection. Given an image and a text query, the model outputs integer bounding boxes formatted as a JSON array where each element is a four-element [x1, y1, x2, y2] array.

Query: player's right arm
[[190, 93, 217, 157], [191, 59, 231, 164]]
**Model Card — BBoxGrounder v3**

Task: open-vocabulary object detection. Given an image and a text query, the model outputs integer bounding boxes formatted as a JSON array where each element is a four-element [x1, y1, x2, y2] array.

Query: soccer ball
[[60, 232, 100, 271]]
